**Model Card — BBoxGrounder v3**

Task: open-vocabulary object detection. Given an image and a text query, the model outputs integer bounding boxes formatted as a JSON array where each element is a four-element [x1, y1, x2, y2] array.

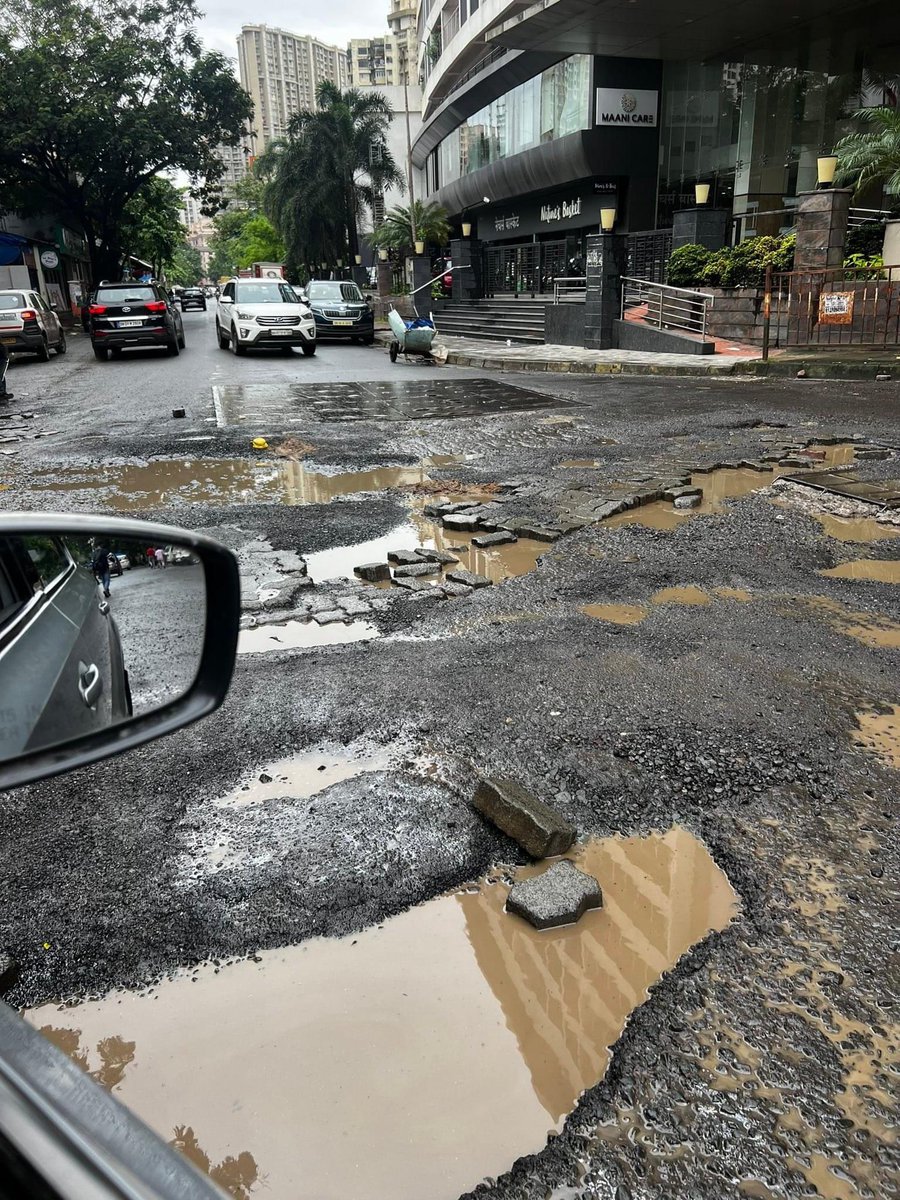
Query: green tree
[[372, 200, 450, 252], [259, 82, 404, 274], [0, 0, 253, 283], [836, 107, 900, 197], [121, 178, 187, 278], [168, 244, 203, 286]]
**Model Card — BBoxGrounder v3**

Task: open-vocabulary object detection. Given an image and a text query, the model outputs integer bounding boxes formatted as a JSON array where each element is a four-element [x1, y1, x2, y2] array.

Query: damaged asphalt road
[[0, 324, 898, 1200]]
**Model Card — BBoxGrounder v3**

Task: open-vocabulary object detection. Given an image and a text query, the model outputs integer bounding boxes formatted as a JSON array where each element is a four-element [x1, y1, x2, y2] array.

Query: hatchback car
[[216, 279, 316, 356], [180, 287, 207, 312], [87, 282, 185, 360], [0, 534, 131, 760], [0, 290, 67, 361], [307, 280, 375, 344]]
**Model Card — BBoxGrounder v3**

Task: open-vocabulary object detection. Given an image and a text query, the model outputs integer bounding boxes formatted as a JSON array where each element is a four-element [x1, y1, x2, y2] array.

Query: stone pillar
[[410, 255, 431, 304], [794, 188, 852, 272], [377, 259, 392, 299], [352, 265, 368, 288], [450, 237, 483, 301], [672, 207, 729, 252], [584, 232, 627, 351]]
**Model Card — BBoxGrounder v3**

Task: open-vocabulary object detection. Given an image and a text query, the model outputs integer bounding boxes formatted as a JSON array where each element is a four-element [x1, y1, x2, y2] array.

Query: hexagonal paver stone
[[506, 861, 602, 930], [355, 563, 391, 583], [446, 569, 492, 589]]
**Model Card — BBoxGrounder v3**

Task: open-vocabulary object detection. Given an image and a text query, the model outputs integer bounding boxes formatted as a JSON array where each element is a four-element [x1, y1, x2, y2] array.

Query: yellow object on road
[[252, 437, 269, 450]]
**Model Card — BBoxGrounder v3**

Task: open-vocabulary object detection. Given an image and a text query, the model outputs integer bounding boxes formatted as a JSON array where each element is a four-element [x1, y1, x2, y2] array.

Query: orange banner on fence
[[818, 291, 854, 324]]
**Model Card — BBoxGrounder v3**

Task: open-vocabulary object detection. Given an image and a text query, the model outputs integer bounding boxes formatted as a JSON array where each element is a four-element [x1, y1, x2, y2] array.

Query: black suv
[[88, 282, 185, 361], [307, 280, 375, 344], [180, 287, 207, 312]]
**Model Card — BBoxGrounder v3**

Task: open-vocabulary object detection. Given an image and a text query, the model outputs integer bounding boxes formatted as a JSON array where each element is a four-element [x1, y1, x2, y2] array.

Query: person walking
[[91, 543, 112, 598], [146, 546, 157, 568], [154, 546, 167, 569]]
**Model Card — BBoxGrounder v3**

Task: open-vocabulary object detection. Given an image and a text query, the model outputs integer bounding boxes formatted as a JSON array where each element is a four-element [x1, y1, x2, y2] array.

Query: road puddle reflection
[[811, 513, 900, 543], [819, 559, 900, 584], [853, 706, 900, 768], [238, 618, 378, 654], [27, 827, 736, 1200]]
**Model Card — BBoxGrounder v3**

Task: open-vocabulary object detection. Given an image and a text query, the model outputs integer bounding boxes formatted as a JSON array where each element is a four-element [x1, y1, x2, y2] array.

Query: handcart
[[388, 308, 437, 364]]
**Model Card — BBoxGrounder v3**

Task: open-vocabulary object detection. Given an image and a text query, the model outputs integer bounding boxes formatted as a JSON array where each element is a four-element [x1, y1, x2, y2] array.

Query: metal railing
[[621, 277, 713, 338], [762, 262, 900, 358], [552, 277, 586, 304]]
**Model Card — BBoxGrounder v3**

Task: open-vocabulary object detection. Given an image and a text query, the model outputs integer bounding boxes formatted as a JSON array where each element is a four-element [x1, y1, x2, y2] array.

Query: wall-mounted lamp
[[817, 155, 838, 188], [694, 183, 711, 206], [354, 254, 362, 266], [461, 222, 472, 237], [599, 206, 617, 233], [336, 258, 343, 268], [414, 240, 425, 255], [378, 248, 389, 262]]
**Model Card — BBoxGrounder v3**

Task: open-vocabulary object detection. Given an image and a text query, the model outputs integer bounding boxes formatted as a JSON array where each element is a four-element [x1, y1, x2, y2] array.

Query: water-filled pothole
[[28, 826, 735, 1200], [853, 706, 900, 768], [819, 560, 900, 584], [238, 618, 379, 654]]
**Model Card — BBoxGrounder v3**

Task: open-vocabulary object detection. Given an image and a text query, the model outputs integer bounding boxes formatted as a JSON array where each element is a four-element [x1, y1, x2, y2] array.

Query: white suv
[[216, 279, 316, 356]]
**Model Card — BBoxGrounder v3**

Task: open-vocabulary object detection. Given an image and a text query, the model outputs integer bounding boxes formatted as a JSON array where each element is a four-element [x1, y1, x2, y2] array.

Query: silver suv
[[0, 290, 67, 361], [216, 279, 316, 356]]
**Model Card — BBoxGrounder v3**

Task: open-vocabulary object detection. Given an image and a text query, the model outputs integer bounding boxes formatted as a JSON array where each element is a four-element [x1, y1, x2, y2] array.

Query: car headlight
[[236, 311, 254, 320]]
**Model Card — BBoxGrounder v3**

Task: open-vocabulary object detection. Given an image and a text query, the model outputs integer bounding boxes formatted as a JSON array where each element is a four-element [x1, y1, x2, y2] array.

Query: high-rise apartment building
[[237, 25, 350, 147], [349, 1, 418, 88]]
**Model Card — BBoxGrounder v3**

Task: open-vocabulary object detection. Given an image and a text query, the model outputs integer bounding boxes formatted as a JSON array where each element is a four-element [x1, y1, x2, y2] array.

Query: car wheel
[[36, 336, 51, 363], [166, 335, 180, 356], [301, 343, 316, 357], [230, 326, 247, 356], [389, 340, 399, 363], [55, 328, 67, 355], [178, 330, 186, 349], [362, 334, 375, 345], [216, 320, 229, 349], [110, 348, 123, 358], [92, 345, 109, 361]]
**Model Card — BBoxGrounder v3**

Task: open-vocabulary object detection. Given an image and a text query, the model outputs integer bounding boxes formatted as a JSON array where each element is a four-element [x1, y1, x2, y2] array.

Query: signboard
[[596, 88, 659, 128], [40, 249, 60, 269], [819, 291, 854, 325], [482, 180, 622, 242], [46, 283, 65, 310]]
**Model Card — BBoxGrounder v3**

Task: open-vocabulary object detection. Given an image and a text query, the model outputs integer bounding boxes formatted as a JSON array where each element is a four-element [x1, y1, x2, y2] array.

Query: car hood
[[230, 302, 311, 316]]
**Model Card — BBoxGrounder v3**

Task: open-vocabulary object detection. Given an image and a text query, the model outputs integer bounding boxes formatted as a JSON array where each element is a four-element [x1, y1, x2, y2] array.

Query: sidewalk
[[375, 331, 758, 376]]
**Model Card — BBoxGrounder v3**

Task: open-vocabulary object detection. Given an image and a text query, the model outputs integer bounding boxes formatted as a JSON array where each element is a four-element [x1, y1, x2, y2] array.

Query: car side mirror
[[220, 295, 233, 304], [0, 515, 239, 791]]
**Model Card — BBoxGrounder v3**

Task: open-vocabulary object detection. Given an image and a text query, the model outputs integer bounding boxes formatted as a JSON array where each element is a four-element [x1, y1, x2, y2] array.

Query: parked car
[[306, 280, 375, 344], [0, 533, 131, 759], [180, 287, 207, 312], [0, 290, 67, 361], [107, 553, 123, 578], [216, 279, 316, 356], [87, 282, 185, 361]]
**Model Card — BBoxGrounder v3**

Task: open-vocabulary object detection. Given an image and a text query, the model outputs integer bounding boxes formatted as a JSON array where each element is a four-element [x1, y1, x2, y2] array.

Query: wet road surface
[[1, 316, 898, 1200]]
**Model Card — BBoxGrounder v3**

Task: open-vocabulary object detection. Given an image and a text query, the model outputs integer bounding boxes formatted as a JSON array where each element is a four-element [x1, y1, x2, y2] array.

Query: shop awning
[[0, 232, 27, 267]]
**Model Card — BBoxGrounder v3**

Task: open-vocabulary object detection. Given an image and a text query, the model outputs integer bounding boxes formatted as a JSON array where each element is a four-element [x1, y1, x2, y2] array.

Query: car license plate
[[271, 328, 292, 336], [1, 337, 15, 346], [333, 320, 353, 327], [118, 319, 142, 328]]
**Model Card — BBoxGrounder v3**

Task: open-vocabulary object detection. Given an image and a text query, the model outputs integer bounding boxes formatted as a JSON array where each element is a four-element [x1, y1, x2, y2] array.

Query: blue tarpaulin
[[0, 232, 27, 267]]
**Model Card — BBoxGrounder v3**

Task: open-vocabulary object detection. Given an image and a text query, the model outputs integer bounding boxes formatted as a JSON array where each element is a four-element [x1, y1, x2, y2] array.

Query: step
[[441, 330, 546, 345], [438, 308, 546, 322], [437, 322, 547, 340]]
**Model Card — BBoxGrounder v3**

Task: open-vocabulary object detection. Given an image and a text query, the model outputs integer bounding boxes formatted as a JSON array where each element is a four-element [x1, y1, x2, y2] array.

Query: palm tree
[[372, 200, 450, 252], [835, 107, 900, 197], [259, 81, 404, 275]]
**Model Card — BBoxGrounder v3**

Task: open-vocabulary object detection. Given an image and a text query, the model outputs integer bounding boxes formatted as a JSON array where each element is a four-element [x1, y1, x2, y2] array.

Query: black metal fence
[[626, 229, 672, 284]]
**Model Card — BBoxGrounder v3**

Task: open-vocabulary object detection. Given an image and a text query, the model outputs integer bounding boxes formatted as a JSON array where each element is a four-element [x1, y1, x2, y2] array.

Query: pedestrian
[[146, 546, 157, 568], [155, 546, 167, 569], [0, 342, 12, 402], [91, 542, 112, 598]]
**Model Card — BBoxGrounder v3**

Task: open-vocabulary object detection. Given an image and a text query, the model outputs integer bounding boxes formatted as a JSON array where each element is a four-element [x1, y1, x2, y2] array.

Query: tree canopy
[[121, 177, 187, 278], [0, 0, 253, 282], [259, 82, 404, 276], [207, 175, 286, 278], [167, 243, 203, 286]]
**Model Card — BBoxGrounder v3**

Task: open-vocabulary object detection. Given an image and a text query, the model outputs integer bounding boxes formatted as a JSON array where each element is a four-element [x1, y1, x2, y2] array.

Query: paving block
[[446, 569, 492, 589], [388, 549, 426, 565], [506, 860, 603, 930], [313, 610, 346, 625], [392, 577, 434, 591], [472, 530, 517, 548], [443, 581, 473, 598], [416, 548, 459, 565], [473, 776, 576, 859], [442, 512, 482, 532], [393, 561, 441, 578], [354, 562, 391, 583]]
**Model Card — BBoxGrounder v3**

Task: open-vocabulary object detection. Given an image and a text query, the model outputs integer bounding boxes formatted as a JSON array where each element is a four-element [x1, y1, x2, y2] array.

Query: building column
[[793, 188, 852, 272], [672, 207, 730, 252], [450, 237, 482, 301], [377, 258, 393, 299], [584, 232, 627, 351], [410, 254, 431, 306], [352, 265, 368, 288]]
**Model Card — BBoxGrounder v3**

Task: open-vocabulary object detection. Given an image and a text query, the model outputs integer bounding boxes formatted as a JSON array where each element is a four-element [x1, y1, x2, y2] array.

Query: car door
[[32, 293, 60, 342]]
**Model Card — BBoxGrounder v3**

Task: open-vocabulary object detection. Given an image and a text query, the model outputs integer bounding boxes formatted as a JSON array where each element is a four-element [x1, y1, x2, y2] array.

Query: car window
[[32, 295, 48, 312], [234, 282, 300, 304], [223, 283, 235, 300], [307, 282, 364, 302], [0, 537, 46, 628], [22, 537, 71, 590], [0, 294, 25, 310], [95, 286, 157, 303]]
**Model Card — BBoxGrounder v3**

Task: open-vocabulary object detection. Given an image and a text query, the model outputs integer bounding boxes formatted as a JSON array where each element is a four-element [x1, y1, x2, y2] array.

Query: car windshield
[[0, 294, 26, 309], [234, 282, 300, 304], [95, 287, 156, 303], [308, 282, 364, 302]]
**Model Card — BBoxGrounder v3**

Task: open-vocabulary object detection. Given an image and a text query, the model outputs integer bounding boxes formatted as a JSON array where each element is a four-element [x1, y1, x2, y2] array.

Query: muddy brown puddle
[[820, 559, 900, 584], [853, 706, 900, 768], [28, 827, 737, 1200]]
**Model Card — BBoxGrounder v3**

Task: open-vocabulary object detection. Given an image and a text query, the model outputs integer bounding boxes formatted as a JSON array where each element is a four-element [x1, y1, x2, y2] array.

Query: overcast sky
[[197, 0, 388, 61]]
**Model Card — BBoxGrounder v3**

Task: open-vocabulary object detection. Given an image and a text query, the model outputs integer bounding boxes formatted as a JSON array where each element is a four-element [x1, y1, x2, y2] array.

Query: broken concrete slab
[[472, 530, 517, 548], [674, 493, 702, 509], [313, 610, 347, 625], [393, 561, 441, 578], [473, 776, 576, 859], [392, 576, 434, 591], [664, 485, 703, 501], [503, 520, 562, 542], [338, 596, 372, 617], [443, 581, 474, 598], [354, 563, 391, 583], [442, 512, 482, 532], [446, 569, 492, 589], [416, 548, 459, 565], [388, 549, 426, 565], [506, 860, 603, 930]]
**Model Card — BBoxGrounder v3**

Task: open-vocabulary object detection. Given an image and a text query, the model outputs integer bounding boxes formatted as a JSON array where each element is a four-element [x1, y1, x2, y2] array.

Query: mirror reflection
[[0, 532, 206, 762]]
